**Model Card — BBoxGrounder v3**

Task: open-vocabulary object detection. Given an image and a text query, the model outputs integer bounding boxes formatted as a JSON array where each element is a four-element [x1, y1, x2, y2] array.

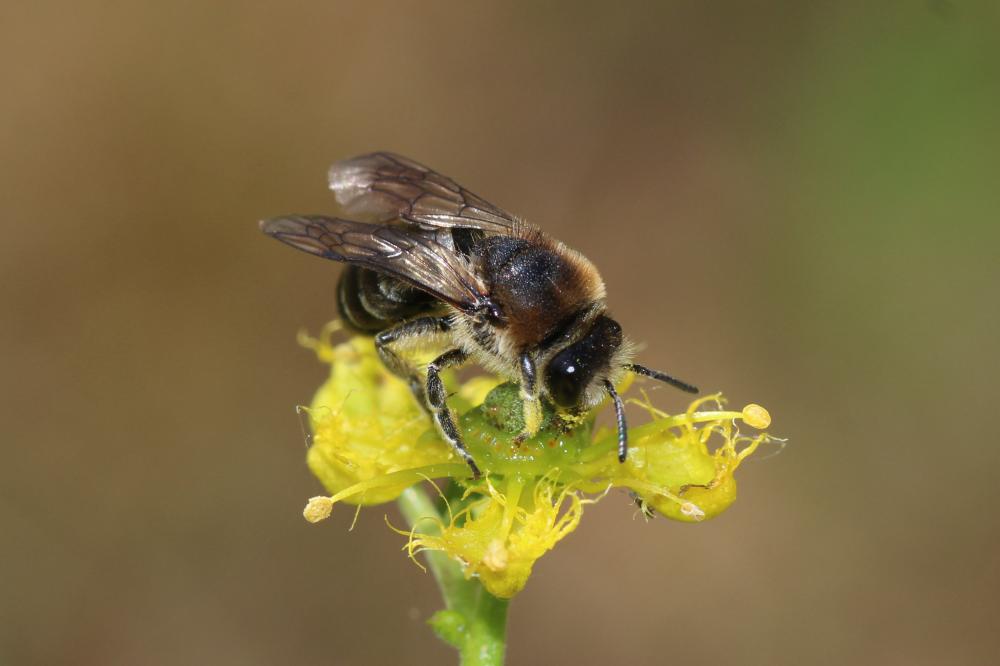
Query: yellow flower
[[403, 476, 584, 599], [298, 325, 776, 598]]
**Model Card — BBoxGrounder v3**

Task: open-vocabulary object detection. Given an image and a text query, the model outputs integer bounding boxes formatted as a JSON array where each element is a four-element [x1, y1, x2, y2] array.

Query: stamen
[[741, 403, 771, 429]]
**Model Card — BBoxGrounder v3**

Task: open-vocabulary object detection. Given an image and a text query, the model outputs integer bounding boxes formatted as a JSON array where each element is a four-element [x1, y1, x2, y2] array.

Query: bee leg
[[375, 317, 451, 407], [513, 354, 542, 445], [604, 379, 629, 463], [426, 348, 480, 478]]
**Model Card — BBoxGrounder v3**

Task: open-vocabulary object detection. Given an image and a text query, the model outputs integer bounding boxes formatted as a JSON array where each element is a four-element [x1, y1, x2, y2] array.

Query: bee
[[261, 152, 697, 477]]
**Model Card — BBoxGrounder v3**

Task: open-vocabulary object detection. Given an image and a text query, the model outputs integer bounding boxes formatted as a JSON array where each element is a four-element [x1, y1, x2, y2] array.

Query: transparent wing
[[327, 152, 520, 233], [260, 215, 491, 313]]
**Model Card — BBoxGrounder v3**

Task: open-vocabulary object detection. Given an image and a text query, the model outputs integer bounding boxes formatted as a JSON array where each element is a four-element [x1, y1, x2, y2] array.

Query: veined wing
[[327, 152, 521, 234], [260, 215, 492, 314]]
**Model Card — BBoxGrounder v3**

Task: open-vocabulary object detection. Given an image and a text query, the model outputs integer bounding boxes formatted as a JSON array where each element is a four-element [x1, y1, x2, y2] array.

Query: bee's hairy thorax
[[473, 233, 606, 348]]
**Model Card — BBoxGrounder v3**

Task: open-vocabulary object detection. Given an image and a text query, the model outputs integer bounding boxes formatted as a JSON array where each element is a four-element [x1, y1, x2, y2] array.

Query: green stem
[[398, 485, 510, 666]]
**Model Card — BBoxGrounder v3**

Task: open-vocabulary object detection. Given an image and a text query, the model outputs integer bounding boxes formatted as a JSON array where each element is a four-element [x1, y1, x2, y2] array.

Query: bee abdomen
[[336, 266, 442, 334]]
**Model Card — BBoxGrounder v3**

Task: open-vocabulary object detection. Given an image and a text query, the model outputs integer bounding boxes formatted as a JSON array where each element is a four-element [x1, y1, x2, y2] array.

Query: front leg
[[426, 348, 481, 478], [518, 353, 543, 440]]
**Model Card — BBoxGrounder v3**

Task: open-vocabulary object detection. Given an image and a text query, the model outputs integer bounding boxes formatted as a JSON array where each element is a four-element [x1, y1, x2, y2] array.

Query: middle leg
[[425, 348, 480, 477]]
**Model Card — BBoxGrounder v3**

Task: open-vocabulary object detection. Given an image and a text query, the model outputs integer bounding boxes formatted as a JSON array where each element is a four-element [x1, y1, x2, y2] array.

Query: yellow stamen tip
[[741, 403, 771, 429], [303, 496, 334, 523]]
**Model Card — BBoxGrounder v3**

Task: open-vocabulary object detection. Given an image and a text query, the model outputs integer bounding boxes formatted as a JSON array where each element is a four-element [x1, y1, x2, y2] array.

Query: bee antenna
[[604, 380, 628, 463], [625, 363, 699, 394]]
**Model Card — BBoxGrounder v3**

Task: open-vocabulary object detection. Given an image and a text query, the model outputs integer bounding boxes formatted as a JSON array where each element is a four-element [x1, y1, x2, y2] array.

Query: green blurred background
[[2, 1, 998, 664]]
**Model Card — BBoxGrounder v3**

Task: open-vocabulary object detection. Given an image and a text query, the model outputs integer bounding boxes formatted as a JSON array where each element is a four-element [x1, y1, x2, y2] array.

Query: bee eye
[[546, 353, 585, 408], [544, 315, 623, 409]]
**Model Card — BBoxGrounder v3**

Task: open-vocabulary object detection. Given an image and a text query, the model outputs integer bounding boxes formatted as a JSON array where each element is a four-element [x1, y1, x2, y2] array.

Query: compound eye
[[544, 315, 622, 409], [545, 350, 585, 408]]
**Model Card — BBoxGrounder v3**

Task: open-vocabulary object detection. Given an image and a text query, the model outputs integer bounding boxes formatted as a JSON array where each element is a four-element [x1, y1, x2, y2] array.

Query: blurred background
[[2, 1, 998, 664]]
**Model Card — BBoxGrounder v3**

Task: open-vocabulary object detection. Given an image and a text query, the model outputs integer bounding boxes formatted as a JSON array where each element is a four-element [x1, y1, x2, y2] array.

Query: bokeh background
[[3, 1, 998, 664]]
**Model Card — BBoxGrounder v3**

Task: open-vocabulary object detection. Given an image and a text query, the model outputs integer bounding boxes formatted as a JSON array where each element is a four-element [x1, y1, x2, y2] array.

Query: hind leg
[[374, 316, 451, 406]]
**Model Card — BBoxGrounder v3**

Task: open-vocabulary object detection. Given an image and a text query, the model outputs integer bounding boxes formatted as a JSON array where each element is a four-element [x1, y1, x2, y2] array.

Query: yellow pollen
[[741, 403, 771, 429], [303, 496, 334, 523]]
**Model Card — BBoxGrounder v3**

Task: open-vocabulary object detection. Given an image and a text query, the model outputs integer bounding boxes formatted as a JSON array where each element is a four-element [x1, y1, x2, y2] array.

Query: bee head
[[544, 315, 624, 409]]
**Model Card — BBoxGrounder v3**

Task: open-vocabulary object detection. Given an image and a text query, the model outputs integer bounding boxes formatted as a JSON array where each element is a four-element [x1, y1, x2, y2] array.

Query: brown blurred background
[[2, 1, 998, 664]]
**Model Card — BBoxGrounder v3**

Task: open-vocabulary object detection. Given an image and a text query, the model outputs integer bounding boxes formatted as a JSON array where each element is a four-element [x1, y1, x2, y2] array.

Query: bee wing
[[260, 215, 491, 313], [327, 152, 521, 233]]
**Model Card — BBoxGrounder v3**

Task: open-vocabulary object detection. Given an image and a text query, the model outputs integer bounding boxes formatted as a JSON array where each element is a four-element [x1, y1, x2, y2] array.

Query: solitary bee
[[262, 152, 697, 477]]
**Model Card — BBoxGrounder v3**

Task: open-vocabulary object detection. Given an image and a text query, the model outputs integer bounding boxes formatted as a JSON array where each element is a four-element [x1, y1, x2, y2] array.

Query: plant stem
[[398, 485, 509, 666]]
